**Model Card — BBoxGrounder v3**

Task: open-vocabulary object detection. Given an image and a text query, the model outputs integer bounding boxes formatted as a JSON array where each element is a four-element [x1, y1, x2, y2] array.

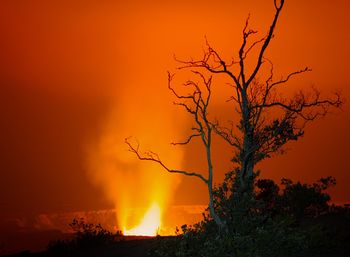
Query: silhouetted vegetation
[[3, 192, 348, 257], [47, 218, 122, 256], [150, 175, 350, 257], [40, 176, 348, 257]]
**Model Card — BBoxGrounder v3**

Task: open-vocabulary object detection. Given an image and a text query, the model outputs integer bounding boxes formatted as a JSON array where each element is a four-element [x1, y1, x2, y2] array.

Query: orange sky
[[1, 0, 350, 235]]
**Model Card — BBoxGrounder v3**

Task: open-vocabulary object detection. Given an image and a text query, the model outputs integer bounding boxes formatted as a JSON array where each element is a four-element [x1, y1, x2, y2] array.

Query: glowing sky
[[1, 0, 349, 230]]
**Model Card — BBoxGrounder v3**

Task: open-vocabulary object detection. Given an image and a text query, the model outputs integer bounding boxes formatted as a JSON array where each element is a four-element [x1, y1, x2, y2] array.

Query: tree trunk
[[208, 182, 225, 229], [240, 90, 255, 194], [205, 127, 225, 229]]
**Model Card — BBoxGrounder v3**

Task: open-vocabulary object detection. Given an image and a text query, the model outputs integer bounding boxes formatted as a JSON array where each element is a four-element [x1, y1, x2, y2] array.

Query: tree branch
[[252, 90, 342, 121], [211, 120, 241, 149], [125, 137, 208, 184], [174, 42, 242, 90], [171, 133, 201, 145], [246, 0, 285, 88], [268, 67, 311, 89]]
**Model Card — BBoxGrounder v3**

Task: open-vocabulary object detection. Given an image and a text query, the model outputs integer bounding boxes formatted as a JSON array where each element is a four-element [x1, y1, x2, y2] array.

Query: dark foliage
[[255, 176, 336, 221], [150, 174, 350, 257], [47, 218, 122, 256]]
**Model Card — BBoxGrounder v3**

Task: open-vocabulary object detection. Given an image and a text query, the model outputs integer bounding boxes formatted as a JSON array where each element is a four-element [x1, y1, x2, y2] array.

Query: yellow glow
[[123, 202, 161, 236], [85, 64, 183, 237]]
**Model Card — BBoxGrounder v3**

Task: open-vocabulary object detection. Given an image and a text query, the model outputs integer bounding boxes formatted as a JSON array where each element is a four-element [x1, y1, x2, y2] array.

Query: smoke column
[[86, 72, 185, 233]]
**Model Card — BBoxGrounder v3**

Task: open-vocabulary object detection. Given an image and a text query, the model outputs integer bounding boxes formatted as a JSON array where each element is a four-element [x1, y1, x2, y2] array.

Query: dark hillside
[[1, 237, 164, 257]]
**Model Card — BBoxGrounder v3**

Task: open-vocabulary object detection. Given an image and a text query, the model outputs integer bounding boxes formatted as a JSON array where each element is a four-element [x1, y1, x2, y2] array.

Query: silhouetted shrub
[[150, 174, 349, 257], [47, 218, 122, 255], [69, 218, 118, 248], [151, 173, 305, 257], [279, 176, 336, 220]]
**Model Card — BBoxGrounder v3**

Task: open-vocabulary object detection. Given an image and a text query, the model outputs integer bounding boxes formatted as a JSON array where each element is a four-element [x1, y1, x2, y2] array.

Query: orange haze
[[1, 0, 350, 251]]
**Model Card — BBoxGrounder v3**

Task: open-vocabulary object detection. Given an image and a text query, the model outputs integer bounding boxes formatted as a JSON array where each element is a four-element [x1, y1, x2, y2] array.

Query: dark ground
[[1, 237, 162, 257]]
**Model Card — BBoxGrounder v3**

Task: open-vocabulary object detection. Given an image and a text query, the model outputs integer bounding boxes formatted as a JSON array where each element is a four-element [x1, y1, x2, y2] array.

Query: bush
[[151, 172, 307, 257], [150, 174, 349, 257], [279, 176, 336, 220], [47, 218, 122, 255]]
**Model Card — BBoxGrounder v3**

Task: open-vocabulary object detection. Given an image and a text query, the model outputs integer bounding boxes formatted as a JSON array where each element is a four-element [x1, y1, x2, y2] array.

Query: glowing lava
[[123, 202, 161, 236], [86, 72, 183, 238]]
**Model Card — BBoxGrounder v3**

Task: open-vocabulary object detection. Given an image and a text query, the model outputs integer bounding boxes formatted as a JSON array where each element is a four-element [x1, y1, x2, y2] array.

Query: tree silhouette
[[125, 0, 342, 229]]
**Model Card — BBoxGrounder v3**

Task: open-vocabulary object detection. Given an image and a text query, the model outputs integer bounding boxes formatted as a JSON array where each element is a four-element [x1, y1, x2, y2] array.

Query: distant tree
[[125, 0, 342, 229], [254, 176, 337, 220], [279, 176, 336, 220]]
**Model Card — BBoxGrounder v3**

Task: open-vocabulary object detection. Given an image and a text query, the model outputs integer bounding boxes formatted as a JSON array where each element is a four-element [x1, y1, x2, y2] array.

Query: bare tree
[[125, 0, 342, 229]]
